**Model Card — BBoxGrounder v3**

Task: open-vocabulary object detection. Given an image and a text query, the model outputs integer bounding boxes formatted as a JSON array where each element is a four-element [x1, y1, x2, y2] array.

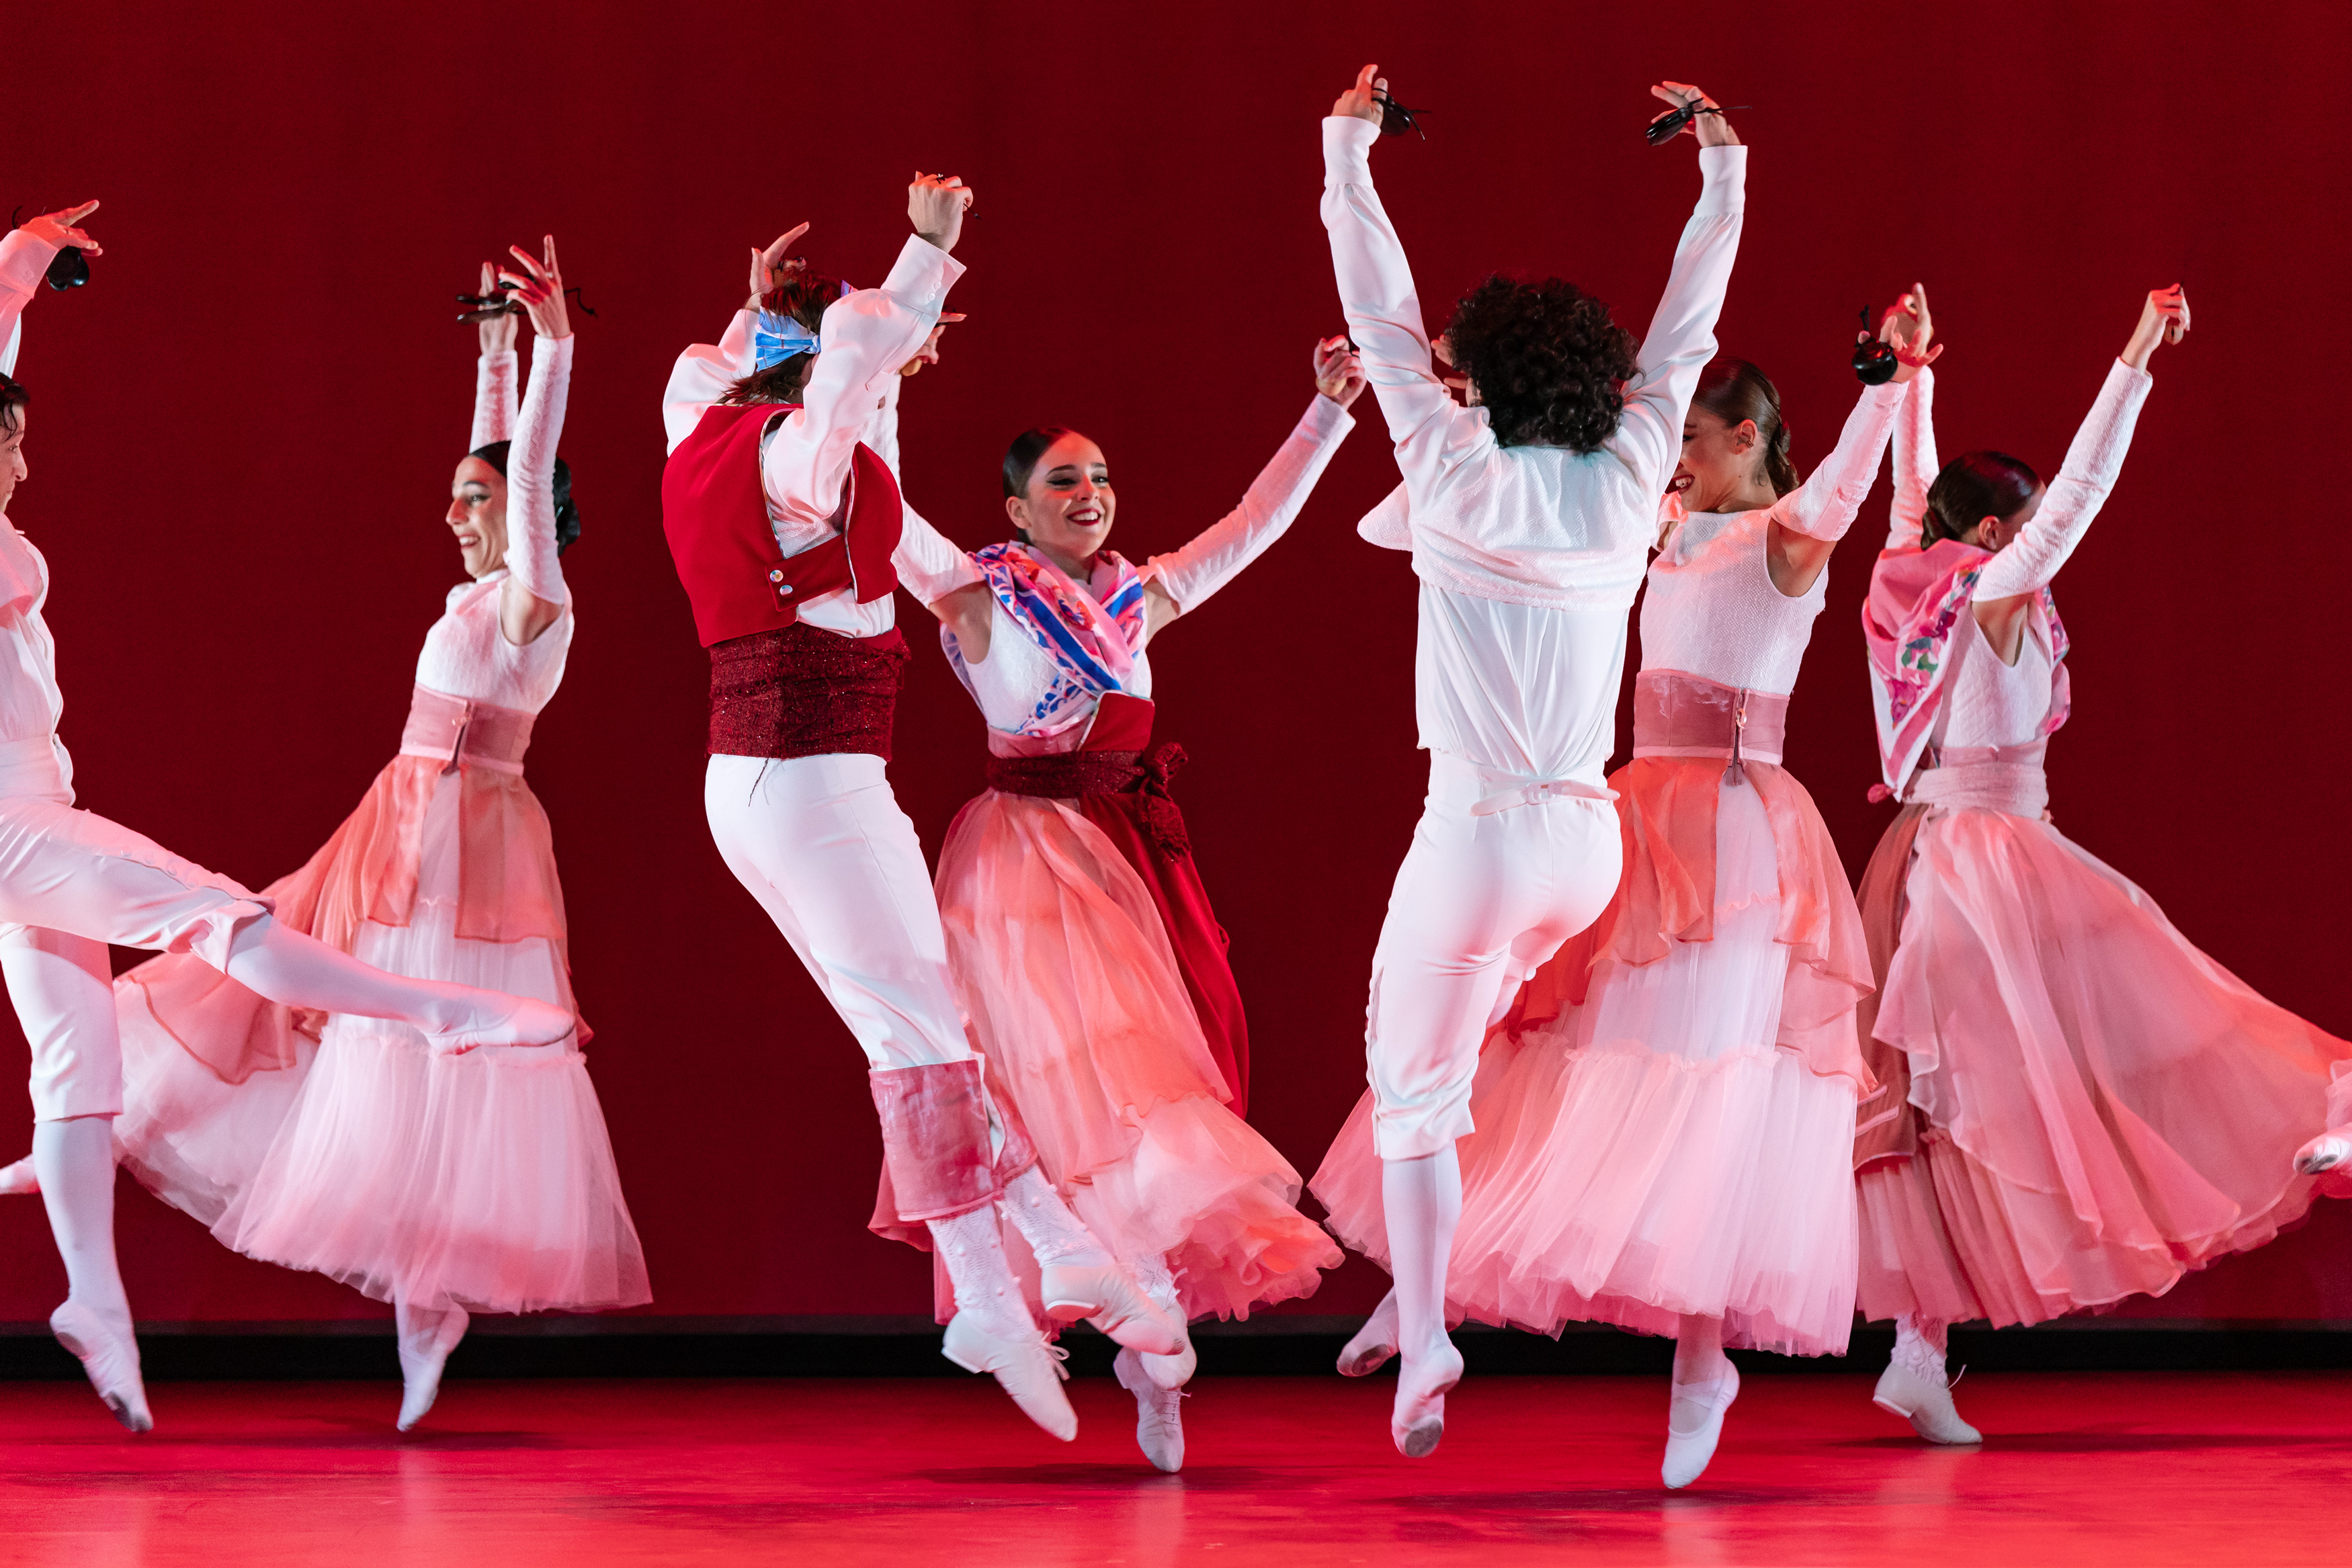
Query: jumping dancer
[[1316, 314, 1931, 1486], [911, 336, 1363, 1470], [1853, 284, 2351, 1442], [659, 174, 1178, 1442], [1316, 69, 1746, 1455], [34, 238, 649, 1432], [0, 203, 571, 1432]]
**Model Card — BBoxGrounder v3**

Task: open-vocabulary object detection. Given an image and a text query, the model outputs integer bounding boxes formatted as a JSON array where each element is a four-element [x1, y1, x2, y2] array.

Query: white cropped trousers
[[704, 752, 974, 1072], [1366, 754, 1622, 1160]]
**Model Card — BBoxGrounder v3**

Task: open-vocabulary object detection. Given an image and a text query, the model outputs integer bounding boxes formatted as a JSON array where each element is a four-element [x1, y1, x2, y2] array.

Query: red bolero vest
[[659, 402, 904, 648]]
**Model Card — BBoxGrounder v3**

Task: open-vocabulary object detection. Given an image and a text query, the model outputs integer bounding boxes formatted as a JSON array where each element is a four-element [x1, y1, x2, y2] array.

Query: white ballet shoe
[[50, 1299, 152, 1434], [1390, 1340, 1464, 1458], [1338, 1294, 1399, 1377], [425, 996, 575, 1057], [1114, 1346, 1187, 1472], [942, 1311, 1077, 1441], [1140, 1315, 1196, 1392], [1038, 1260, 1183, 1356], [0, 1156, 38, 1196], [1661, 1365, 1740, 1489], [396, 1306, 470, 1432], [1873, 1358, 1982, 1444], [2296, 1130, 2352, 1176]]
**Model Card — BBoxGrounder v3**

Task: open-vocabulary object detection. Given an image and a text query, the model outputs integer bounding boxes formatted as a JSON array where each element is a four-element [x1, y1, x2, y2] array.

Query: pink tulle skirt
[[1855, 803, 2352, 1327], [1314, 772, 1862, 1356], [118, 763, 648, 1316], [935, 789, 1337, 1322]]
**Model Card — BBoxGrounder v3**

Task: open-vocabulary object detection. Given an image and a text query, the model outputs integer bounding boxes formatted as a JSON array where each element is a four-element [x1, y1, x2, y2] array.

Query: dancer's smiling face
[[448, 456, 509, 580], [1006, 433, 1115, 575]]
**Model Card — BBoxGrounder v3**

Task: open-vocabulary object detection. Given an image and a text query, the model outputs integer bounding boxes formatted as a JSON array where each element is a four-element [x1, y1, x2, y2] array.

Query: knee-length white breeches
[[0, 794, 269, 1122], [1366, 755, 1623, 1160], [704, 752, 974, 1072]]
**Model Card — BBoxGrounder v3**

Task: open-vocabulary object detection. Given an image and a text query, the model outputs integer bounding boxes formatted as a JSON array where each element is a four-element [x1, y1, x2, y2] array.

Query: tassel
[[1722, 689, 1750, 787]]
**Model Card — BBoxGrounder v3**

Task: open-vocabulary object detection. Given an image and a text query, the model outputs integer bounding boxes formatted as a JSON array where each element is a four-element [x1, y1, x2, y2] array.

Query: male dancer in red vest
[[660, 174, 1178, 1440]]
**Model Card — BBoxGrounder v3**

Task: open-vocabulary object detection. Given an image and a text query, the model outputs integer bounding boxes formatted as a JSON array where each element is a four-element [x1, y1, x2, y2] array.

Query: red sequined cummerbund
[[707, 622, 910, 761]]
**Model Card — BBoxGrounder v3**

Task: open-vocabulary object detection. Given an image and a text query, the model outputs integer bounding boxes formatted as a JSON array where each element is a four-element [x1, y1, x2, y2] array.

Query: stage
[[3, 1369, 2343, 1565]]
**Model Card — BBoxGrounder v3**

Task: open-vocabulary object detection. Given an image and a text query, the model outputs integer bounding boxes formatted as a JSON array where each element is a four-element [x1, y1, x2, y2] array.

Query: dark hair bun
[[1925, 451, 2041, 550]]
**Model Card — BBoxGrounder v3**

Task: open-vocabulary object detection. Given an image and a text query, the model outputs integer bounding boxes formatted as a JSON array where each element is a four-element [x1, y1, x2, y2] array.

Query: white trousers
[[0, 794, 269, 1122], [1366, 755, 1622, 1160], [704, 753, 974, 1071]]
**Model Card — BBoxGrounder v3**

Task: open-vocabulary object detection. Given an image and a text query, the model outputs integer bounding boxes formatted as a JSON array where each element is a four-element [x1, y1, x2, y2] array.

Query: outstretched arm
[[1972, 286, 2185, 653], [1606, 85, 1747, 500], [1320, 66, 1486, 506], [495, 236, 573, 646], [1140, 337, 1363, 638], [0, 203, 100, 378]]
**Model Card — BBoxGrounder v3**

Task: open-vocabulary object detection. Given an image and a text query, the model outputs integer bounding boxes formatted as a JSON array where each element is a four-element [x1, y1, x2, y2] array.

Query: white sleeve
[[661, 308, 759, 455], [1357, 482, 1413, 552], [0, 230, 60, 378], [471, 348, 519, 449], [1768, 380, 1904, 543], [503, 335, 573, 606], [1974, 359, 2152, 600], [1320, 117, 1495, 509], [1602, 146, 1747, 498], [893, 500, 981, 603], [1143, 394, 1355, 613], [761, 236, 962, 532], [862, 372, 905, 480], [1884, 365, 1938, 554]]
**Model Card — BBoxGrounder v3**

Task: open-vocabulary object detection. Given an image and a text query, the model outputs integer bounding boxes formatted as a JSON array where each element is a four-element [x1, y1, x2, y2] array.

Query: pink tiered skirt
[[934, 789, 1337, 1322], [114, 750, 648, 1316], [1855, 803, 2352, 1327], [1314, 760, 1870, 1356]]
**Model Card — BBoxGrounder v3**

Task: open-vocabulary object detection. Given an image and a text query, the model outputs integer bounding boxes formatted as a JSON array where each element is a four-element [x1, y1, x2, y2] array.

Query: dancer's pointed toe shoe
[[1873, 1359, 1982, 1445], [50, 1299, 151, 1433], [943, 1311, 1077, 1441], [1115, 1347, 1187, 1472], [1661, 1365, 1740, 1489], [396, 1307, 470, 1432], [2296, 1130, 2352, 1177], [427, 996, 575, 1056], [1140, 1317, 1196, 1393], [1338, 1297, 1398, 1378], [1038, 1260, 1183, 1356], [0, 1156, 38, 1196], [1389, 1341, 1463, 1458]]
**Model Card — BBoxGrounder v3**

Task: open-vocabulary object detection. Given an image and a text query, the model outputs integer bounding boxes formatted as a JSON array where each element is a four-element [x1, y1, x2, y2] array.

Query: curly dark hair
[[1443, 275, 1638, 452], [0, 372, 25, 437]]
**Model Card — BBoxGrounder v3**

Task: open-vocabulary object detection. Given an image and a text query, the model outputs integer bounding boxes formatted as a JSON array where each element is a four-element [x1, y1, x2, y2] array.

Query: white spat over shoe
[[943, 1312, 1077, 1441]]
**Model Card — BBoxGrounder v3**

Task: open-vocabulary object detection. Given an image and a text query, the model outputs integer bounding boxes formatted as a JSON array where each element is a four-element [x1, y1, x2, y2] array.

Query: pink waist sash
[[1631, 668, 1790, 782], [397, 685, 536, 776], [1909, 740, 2049, 818]]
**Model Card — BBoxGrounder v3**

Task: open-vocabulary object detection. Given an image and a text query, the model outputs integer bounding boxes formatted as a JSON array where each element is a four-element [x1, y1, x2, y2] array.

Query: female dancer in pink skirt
[[67, 238, 647, 1431], [0, 205, 572, 1433], [915, 341, 1362, 1469], [1315, 303, 1934, 1487], [1853, 284, 2352, 1442]]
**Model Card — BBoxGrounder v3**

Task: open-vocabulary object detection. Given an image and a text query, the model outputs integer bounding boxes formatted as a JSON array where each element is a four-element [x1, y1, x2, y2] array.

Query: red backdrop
[[1, 1, 2345, 1328]]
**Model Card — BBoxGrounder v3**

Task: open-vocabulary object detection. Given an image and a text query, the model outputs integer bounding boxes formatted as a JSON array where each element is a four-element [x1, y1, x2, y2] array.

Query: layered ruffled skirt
[[933, 789, 1337, 1322], [1855, 802, 2352, 1326], [1313, 758, 1870, 1356], [114, 752, 648, 1315]]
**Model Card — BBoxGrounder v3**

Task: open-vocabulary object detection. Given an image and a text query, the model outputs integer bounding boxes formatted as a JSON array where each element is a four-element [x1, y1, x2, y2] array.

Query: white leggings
[[1365, 758, 1622, 1160], [704, 752, 974, 1071]]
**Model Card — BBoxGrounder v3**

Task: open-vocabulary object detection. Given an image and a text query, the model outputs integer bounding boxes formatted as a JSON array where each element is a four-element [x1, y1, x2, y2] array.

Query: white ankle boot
[[1873, 1358, 1982, 1444], [1339, 1292, 1400, 1377], [1661, 1364, 1739, 1489], [942, 1311, 1077, 1440], [1114, 1347, 1186, 1471], [1038, 1260, 1183, 1356], [51, 1299, 151, 1433], [1390, 1340, 1464, 1458], [396, 1306, 470, 1432]]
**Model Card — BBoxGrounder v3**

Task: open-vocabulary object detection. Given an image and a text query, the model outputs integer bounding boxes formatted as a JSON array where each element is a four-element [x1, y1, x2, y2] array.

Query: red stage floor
[[1, 1370, 2345, 1565]]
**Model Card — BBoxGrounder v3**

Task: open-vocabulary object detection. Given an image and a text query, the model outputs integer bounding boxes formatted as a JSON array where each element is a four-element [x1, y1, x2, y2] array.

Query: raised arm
[[493, 236, 573, 646], [470, 261, 520, 449], [1141, 338, 1363, 636], [1605, 87, 1747, 499], [0, 203, 100, 380], [1320, 67, 1488, 505], [1974, 288, 2183, 609], [1886, 367, 1938, 555], [661, 307, 758, 454]]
